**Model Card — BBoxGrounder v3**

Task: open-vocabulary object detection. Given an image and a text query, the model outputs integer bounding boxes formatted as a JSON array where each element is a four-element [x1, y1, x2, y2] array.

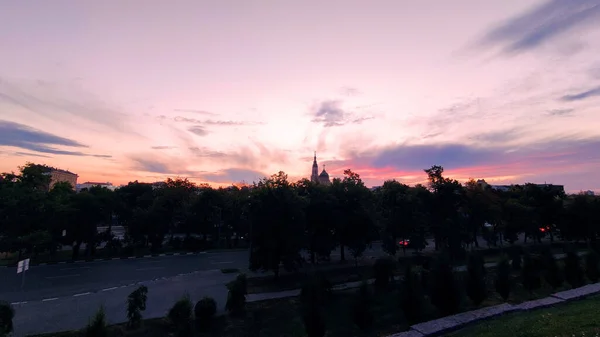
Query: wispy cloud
[[0, 77, 132, 133], [561, 86, 600, 101], [0, 120, 111, 158], [311, 100, 375, 127], [547, 108, 575, 116], [151, 145, 177, 150], [477, 0, 600, 54], [173, 109, 218, 116], [188, 125, 209, 136]]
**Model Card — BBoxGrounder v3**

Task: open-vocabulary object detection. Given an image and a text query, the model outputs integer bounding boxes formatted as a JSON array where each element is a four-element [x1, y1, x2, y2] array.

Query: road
[[0, 251, 249, 303]]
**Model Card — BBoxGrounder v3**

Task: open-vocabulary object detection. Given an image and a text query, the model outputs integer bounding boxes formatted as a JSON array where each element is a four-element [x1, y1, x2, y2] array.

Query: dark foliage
[[564, 251, 584, 289], [541, 249, 563, 289], [373, 257, 395, 290], [0, 301, 14, 337], [167, 295, 193, 337], [521, 253, 542, 294], [126, 285, 148, 329], [400, 264, 426, 324], [84, 306, 109, 337], [466, 252, 487, 305], [585, 250, 600, 283], [194, 297, 217, 331], [225, 274, 248, 316], [495, 255, 511, 301], [352, 282, 374, 331], [430, 255, 461, 315]]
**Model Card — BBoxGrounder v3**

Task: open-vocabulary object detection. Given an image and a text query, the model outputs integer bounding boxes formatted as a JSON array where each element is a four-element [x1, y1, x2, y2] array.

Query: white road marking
[[60, 267, 90, 271], [102, 287, 118, 292], [186, 252, 194, 255], [143, 255, 151, 257], [210, 261, 233, 264], [112, 257, 120, 260], [128, 256, 136, 259], [46, 274, 80, 279], [42, 298, 59, 302], [11, 301, 27, 305], [135, 267, 164, 271], [73, 292, 91, 297]]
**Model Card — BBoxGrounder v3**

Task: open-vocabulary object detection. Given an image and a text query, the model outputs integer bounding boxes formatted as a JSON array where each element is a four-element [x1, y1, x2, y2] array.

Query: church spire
[[313, 151, 317, 163]]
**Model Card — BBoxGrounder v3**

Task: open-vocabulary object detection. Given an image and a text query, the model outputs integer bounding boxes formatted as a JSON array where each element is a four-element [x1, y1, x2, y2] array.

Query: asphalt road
[[0, 251, 249, 303]]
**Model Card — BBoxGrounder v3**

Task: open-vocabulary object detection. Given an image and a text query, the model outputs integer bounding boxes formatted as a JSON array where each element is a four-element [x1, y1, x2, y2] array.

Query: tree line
[[1, 163, 599, 273]]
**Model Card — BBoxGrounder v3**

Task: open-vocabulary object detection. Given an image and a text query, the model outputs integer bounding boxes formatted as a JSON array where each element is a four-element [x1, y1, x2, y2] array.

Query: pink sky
[[1, 0, 599, 192]]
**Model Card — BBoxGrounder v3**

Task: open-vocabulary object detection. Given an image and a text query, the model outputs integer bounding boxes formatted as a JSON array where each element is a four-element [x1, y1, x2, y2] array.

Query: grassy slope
[[447, 295, 600, 337]]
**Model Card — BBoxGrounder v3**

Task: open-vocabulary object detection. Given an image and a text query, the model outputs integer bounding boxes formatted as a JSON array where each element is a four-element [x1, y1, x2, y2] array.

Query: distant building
[[76, 181, 116, 192], [584, 190, 595, 196], [310, 152, 331, 185], [43, 167, 78, 190]]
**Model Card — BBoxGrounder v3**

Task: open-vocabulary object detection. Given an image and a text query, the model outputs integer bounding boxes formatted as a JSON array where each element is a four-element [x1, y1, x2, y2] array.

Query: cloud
[[0, 77, 132, 133], [561, 86, 600, 101], [171, 115, 260, 126], [13, 152, 52, 158], [477, 0, 600, 54], [328, 137, 600, 182], [310, 100, 375, 127], [201, 168, 266, 184], [151, 146, 177, 150], [0, 120, 113, 158], [173, 109, 218, 116], [547, 108, 575, 116], [339, 86, 361, 97], [188, 125, 209, 136]]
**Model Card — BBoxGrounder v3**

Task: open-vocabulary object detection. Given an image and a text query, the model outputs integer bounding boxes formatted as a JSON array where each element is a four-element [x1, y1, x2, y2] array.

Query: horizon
[[1, 0, 600, 193]]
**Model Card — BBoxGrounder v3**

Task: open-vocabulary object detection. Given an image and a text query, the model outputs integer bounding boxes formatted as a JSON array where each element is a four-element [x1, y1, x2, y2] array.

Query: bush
[[521, 253, 542, 294], [168, 295, 193, 337], [564, 251, 584, 288], [510, 247, 522, 271], [542, 250, 563, 289], [300, 273, 332, 308], [302, 299, 326, 337], [585, 250, 600, 283], [0, 301, 14, 337], [194, 297, 217, 331], [430, 255, 461, 315], [85, 306, 109, 337], [400, 264, 426, 324], [351, 282, 373, 331], [225, 274, 247, 316], [495, 255, 511, 301], [126, 285, 148, 329], [373, 257, 395, 290], [465, 252, 487, 306]]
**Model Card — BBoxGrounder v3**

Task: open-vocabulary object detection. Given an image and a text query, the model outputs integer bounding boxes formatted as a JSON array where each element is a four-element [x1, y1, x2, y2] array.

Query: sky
[[1, 0, 600, 192]]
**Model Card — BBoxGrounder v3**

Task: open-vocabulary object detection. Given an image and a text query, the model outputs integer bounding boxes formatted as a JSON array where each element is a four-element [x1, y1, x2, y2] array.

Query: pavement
[[0, 251, 249, 303]]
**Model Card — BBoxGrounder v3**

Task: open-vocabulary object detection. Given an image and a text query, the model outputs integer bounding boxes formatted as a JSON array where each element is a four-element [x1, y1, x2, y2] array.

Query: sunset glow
[[1, 0, 599, 192]]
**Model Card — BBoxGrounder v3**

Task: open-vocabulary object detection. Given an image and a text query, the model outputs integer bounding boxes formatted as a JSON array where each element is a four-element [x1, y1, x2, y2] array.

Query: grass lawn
[[447, 295, 600, 337]]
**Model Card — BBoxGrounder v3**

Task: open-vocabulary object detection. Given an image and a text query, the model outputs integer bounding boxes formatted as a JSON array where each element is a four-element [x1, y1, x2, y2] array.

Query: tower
[[311, 151, 319, 183]]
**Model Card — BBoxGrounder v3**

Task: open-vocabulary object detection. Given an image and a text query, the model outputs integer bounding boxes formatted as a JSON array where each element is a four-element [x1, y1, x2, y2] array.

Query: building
[[310, 152, 331, 185], [44, 167, 78, 190], [76, 181, 116, 192]]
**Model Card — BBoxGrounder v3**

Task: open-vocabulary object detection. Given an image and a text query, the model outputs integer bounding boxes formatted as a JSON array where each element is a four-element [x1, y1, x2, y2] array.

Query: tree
[[400, 264, 425, 324], [85, 306, 109, 337], [521, 253, 542, 295], [430, 255, 461, 315], [542, 249, 563, 289], [564, 251, 584, 289], [0, 301, 14, 337], [248, 172, 306, 278], [495, 255, 511, 301], [585, 250, 600, 283], [466, 251, 487, 305], [194, 297, 217, 331], [167, 295, 193, 337], [225, 274, 247, 315], [330, 170, 374, 263], [351, 282, 373, 331], [127, 286, 148, 329]]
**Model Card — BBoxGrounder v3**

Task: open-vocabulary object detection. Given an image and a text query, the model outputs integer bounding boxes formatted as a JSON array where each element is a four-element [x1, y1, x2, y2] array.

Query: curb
[[0, 251, 208, 268]]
